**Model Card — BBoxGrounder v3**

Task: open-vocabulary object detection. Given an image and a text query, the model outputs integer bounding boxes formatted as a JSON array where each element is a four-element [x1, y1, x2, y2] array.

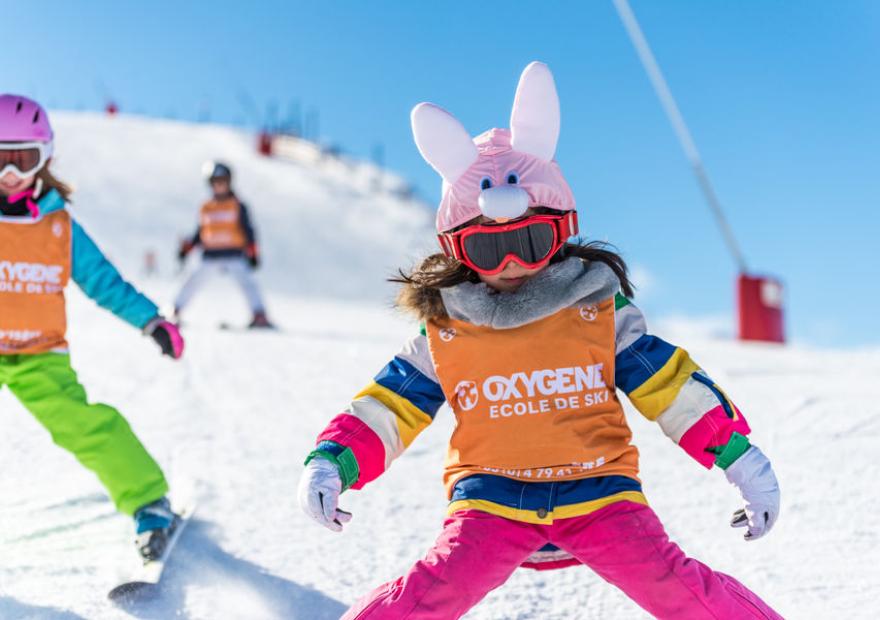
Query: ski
[[218, 321, 279, 332], [108, 501, 197, 602]]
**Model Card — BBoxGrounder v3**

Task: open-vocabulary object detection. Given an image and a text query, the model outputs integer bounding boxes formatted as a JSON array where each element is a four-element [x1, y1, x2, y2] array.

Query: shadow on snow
[[111, 518, 347, 620], [0, 598, 88, 620]]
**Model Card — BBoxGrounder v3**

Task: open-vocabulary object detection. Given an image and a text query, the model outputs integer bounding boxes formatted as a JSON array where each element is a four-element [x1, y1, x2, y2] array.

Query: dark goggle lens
[[462, 222, 556, 271], [0, 148, 41, 173]]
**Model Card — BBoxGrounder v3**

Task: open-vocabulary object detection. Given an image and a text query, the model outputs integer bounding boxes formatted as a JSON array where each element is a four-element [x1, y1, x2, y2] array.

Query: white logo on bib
[[454, 380, 479, 411], [439, 327, 457, 342], [579, 305, 599, 321]]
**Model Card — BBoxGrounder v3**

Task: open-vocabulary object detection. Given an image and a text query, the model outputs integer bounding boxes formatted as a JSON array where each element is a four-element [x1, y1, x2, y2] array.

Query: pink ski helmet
[[411, 62, 575, 233], [0, 95, 54, 144]]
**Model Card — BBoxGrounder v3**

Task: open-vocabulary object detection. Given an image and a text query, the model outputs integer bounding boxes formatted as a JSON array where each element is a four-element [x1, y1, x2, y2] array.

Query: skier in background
[[175, 161, 273, 328], [0, 94, 185, 560], [298, 63, 783, 618]]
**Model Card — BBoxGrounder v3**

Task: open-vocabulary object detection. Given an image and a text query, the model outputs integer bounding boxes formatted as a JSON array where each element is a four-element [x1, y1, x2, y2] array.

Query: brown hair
[[36, 165, 73, 202], [391, 240, 636, 322]]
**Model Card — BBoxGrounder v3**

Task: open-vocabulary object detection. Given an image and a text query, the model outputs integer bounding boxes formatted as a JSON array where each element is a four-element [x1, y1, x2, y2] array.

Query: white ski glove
[[724, 445, 780, 541], [298, 457, 353, 532]]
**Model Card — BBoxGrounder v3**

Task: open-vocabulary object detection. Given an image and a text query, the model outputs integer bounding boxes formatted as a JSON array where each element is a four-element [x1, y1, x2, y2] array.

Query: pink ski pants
[[343, 501, 782, 619]]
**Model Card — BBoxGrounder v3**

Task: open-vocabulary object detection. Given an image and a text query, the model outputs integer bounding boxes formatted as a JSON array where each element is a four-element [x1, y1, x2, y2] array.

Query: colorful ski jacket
[[0, 189, 159, 354], [310, 258, 752, 542]]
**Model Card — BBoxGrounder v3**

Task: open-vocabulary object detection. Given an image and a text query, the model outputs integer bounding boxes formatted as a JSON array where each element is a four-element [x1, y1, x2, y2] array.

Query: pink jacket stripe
[[679, 405, 752, 469], [317, 413, 387, 489]]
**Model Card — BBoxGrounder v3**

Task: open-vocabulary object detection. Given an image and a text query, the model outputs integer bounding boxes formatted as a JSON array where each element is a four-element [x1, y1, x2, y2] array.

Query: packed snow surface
[[1, 114, 877, 619]]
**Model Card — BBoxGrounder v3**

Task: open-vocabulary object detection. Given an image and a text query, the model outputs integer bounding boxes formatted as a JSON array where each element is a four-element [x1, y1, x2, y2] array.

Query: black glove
[[246, 243, 260, 269], [178, 240, 195, 263]]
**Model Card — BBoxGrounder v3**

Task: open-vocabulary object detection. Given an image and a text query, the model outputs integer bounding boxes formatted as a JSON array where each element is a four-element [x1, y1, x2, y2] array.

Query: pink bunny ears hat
[[411, 61, 576, 233]]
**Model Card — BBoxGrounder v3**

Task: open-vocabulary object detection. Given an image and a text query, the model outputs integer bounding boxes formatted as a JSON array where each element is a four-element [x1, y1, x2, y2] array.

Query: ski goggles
[[438, 211, 579, 275], [0, 141, 53, 179]]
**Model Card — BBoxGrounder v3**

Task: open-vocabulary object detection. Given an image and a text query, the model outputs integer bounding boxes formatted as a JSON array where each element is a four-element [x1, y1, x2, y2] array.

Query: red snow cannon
[[737, 274, 785, 343]]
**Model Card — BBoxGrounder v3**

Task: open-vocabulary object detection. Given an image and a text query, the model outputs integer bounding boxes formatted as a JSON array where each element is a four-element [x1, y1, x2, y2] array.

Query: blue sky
[[6, 1, 879, 347]]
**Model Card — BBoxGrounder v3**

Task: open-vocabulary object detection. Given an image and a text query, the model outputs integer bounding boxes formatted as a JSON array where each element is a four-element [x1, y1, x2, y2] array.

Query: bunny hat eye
[[480, 177, 493, 190], [506, 171, 520, 185]]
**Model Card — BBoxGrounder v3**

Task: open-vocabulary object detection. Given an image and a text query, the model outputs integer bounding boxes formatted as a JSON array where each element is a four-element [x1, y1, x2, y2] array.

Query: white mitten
[[298, 457, 353, 532], [724, 445, 780, 541]]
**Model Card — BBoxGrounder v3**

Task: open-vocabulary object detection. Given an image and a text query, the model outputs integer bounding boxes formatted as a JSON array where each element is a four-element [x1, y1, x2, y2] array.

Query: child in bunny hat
[[298, 62, 783, 619]]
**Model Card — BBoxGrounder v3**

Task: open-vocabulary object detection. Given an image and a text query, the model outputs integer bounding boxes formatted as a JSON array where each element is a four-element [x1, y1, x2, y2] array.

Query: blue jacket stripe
[[451, 474, 642, 510], [615, 334, 678, 394], [374, 356, 446, 419]]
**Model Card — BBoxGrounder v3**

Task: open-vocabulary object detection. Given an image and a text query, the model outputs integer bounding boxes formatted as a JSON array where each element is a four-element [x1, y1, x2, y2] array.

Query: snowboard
[[107, 501, 197, 602]]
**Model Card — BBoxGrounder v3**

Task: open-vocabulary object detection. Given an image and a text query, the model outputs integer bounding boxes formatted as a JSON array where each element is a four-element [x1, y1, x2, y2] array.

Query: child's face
[[0, 171, 35, 197], [210, 178, 231, 196], [478, 259, 547, 292]]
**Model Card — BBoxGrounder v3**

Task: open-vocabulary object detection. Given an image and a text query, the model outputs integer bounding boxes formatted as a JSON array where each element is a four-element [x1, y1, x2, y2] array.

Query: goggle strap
[[563, 210, 579, 238], [437, 233, 457, 259]]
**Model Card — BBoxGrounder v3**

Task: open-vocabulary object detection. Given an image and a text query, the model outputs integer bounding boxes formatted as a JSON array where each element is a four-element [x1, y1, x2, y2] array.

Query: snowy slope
[[48, 112, 435, 301], [1, 114, 878, 619]]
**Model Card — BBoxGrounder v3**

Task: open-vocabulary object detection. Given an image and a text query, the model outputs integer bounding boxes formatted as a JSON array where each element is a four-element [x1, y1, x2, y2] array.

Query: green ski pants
[[0, 353, 168, 515]]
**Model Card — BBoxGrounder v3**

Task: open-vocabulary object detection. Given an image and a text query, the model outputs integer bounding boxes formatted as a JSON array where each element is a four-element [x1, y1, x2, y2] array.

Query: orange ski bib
[[426, 297, 640, 493], [0, 210, 72, 354], [199, 198, 246, 250]]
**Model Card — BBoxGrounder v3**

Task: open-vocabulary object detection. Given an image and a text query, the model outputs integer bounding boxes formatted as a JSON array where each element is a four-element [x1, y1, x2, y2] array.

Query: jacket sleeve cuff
[[304, 440, 360, 491], [679, 404, 752, 469], [709, 432, 752, 470]]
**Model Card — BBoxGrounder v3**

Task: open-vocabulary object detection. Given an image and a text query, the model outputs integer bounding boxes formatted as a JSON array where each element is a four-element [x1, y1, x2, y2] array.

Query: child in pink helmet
[[298, 63, 783, 618], [0, 94, 185, 560]]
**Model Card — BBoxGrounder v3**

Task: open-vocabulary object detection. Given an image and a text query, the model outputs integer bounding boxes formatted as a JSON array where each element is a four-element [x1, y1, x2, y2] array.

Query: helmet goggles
[[438, 211, 578, 275], [0, 141, 52, 179]]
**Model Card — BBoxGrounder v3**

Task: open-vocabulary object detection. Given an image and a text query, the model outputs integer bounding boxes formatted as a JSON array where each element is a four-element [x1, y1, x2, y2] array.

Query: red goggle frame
[[437, 211, 579, 275]]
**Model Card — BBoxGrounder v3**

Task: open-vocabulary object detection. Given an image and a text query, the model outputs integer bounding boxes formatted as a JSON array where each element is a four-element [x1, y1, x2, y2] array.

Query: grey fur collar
[[440, 258, 619, 329]]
